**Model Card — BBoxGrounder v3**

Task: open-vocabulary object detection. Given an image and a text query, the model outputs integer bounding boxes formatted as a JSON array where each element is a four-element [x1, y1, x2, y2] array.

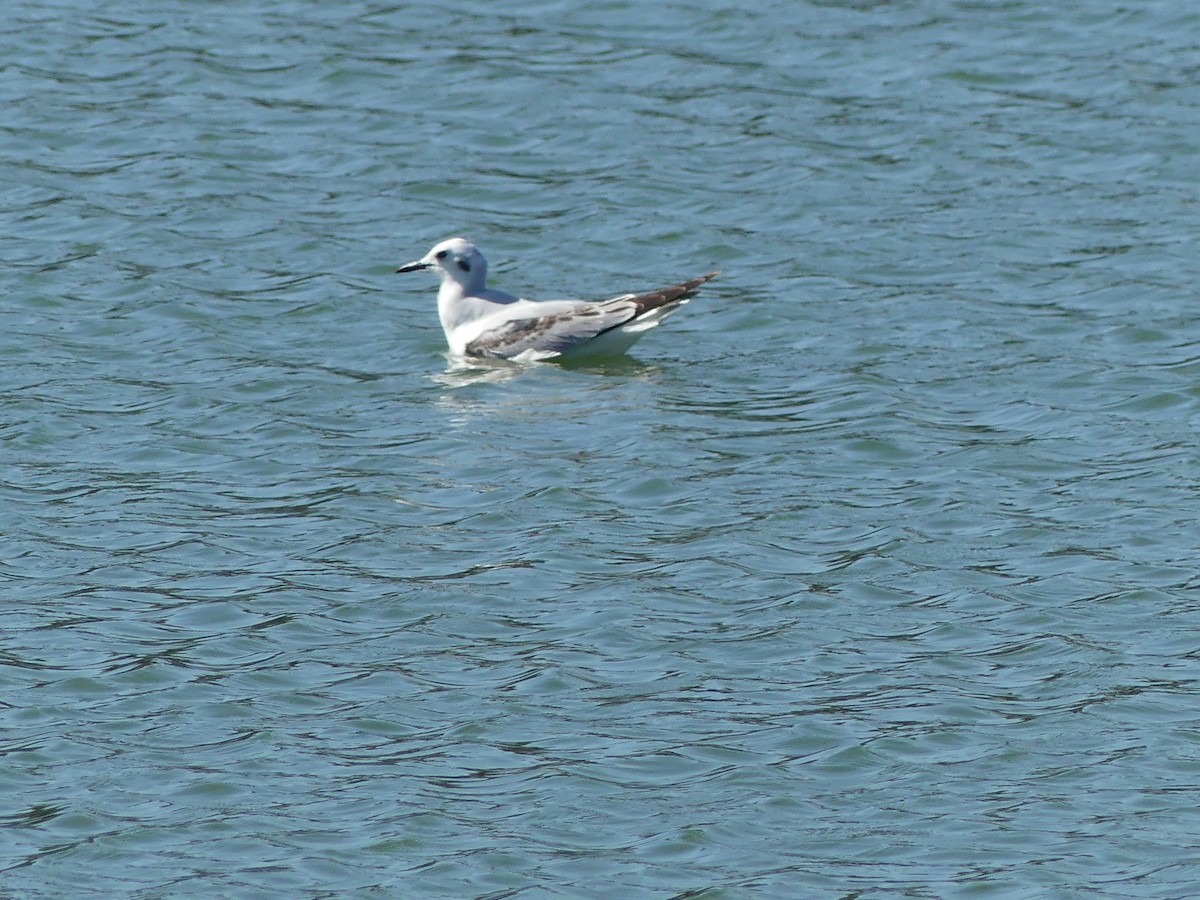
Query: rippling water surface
[[5, 1, 1200, 896]]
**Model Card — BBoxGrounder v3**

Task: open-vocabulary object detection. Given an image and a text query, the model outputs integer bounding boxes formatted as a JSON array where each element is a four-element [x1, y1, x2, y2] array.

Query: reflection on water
[[431, 355, 528, 388], [430, 353, 660, 388]]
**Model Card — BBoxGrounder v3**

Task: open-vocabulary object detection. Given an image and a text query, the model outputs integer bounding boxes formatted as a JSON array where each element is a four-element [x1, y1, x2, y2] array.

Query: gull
[[396, 237, 717, 362]]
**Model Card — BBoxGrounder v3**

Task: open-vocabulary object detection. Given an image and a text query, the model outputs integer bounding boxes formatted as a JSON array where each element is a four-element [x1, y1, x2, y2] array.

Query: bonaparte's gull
[[396, 238, 717, 362]]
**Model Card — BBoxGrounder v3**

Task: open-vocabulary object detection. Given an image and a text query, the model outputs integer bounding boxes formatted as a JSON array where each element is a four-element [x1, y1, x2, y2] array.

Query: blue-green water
[[5, 1, 1200, 896]]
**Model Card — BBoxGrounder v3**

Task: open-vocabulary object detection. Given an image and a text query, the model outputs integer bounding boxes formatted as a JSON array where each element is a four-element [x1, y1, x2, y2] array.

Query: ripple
[[6, 0, 1200, 896]]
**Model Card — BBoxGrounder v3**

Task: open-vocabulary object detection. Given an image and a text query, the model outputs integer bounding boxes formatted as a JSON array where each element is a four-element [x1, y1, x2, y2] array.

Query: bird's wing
[[463, 273, 719, 359], [464, 302, 637, 359]]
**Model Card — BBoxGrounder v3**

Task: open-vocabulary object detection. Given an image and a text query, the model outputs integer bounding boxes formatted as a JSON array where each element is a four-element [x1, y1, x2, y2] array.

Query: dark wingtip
[[625, 271, 720, 316], [676, 271, 720, 295]]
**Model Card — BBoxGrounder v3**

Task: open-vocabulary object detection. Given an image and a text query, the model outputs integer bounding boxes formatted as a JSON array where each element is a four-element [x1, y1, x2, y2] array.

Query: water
[[4, 0, 1200, 895]]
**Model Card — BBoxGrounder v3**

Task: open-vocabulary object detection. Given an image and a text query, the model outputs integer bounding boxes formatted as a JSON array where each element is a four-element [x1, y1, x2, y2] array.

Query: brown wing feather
[[620, 272, 720, 317]]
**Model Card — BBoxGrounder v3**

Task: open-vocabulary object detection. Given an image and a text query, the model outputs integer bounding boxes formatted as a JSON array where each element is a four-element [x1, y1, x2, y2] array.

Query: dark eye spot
[[458, 259, 471, 272], [435, 249, 448, 261]]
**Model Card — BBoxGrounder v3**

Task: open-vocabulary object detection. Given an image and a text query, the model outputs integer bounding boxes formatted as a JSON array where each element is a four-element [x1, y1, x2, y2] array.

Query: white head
[[396, 237, 488, 292]]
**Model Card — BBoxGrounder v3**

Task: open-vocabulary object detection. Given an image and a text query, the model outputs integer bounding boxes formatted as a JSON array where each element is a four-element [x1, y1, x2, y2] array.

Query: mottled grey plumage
[[464, 273, 718, 359]]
